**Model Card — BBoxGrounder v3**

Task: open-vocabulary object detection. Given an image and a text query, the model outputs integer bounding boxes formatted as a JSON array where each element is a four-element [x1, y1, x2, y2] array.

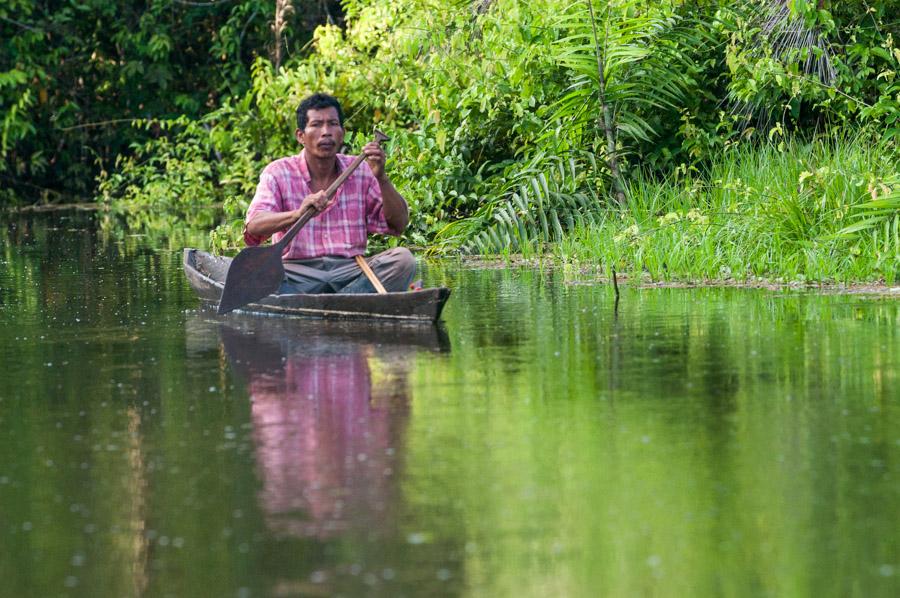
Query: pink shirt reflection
[[249, 349, 399, 539]]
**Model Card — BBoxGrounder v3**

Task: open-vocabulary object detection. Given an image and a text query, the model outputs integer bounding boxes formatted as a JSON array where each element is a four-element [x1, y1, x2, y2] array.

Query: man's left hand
[[362, 141, 387, 181]]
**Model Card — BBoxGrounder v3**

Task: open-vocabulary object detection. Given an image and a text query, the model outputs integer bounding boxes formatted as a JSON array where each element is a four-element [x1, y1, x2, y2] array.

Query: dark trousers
[[278, 247, 417, 294]]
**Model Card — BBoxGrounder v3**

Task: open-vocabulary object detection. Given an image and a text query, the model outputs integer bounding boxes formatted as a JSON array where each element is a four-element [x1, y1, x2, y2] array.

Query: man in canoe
[[242, 92, 416, 294]]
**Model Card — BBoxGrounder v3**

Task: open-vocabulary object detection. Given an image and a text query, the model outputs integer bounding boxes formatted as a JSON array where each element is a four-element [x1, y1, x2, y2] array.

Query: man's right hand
[[299, 190, 330, 216], [246, 190, 330, 240]]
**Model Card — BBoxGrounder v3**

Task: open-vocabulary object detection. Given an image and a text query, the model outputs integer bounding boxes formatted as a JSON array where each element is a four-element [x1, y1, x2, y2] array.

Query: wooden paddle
[[354, 255, 387, 294], [217, 130, 390, 314]]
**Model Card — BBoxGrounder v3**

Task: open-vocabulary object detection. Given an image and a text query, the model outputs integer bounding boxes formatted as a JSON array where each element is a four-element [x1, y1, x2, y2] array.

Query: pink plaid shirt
[[244, 150, 396, 259]]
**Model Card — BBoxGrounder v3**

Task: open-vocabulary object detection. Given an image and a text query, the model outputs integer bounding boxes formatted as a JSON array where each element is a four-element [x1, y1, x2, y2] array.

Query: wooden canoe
[[183, 248, 451, 322]]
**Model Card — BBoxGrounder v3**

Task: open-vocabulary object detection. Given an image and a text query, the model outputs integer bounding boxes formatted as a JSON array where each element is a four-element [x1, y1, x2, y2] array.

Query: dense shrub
[[0, 0, 342, 202]]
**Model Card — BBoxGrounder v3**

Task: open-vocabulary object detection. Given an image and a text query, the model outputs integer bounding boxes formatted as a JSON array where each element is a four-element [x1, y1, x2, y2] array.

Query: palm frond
[[547, 3, 712, 151], [450, 153, 602, 255]]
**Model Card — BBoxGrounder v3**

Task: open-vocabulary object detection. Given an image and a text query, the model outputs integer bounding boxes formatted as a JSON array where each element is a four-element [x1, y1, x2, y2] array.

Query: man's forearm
[[246, 209, 301, 238], [378, 177, 409, 233]]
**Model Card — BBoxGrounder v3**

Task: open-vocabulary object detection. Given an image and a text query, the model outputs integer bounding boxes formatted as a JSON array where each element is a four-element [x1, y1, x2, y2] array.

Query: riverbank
[[568, 140, 897, 284], [455, 136, 897, 286], [22, 135, 897, 289], [456, 256, 900, 296]]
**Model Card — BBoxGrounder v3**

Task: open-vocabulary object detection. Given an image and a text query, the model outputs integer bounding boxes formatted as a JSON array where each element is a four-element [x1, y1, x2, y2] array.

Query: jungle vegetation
[[2, 1, 898, 282]]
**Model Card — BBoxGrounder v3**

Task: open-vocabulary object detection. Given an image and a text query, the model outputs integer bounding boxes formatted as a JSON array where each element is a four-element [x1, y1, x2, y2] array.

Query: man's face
[[297, 107, 344, 160]]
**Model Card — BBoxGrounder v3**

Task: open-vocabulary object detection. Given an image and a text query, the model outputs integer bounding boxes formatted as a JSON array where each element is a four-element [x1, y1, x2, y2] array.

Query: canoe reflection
[[218, 318, 449, 540]]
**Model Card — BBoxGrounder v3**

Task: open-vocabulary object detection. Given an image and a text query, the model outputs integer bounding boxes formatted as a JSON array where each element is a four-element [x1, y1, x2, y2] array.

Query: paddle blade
[[217, 246, 285, 314]]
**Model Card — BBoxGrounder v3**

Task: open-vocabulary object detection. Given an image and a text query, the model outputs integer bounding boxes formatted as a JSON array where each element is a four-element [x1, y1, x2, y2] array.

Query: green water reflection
[[1, 213, 897, 597]]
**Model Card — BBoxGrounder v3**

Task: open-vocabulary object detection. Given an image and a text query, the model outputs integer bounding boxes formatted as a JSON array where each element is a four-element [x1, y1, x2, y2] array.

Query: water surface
[[1, 213, 898, 597]]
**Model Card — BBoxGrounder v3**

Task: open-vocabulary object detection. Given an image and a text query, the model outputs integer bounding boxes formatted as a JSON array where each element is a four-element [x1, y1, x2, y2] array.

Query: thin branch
[[56, 118, 137, 131], [171, 0, 234, 6], [0, 15, 41, 32], [860, 0, 884, 39], [0, 174, 68, 198], [784, 70, 873, 109], [237, 5, 262, 58], [11, 202, 105, 213]]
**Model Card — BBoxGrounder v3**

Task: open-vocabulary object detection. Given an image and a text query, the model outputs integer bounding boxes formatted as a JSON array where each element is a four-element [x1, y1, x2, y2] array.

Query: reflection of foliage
[[2, 213, 898, 596], [407, 267, 900, 597], [0, 211, 284, 597], [96, 209, 216, 252]]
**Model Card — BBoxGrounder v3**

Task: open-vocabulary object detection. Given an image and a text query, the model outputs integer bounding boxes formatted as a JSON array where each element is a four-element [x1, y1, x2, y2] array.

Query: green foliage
[[838, 175, 900, 268], [546, 2, 716, 161], [0, 0, 341, 202], [558, 134, 899, 283], [725, 1, 900, 137], [85, 0, 900, 284], [95, 60, 281, 243], [98, 0, 574, 248], [435, 152, 604, 257]]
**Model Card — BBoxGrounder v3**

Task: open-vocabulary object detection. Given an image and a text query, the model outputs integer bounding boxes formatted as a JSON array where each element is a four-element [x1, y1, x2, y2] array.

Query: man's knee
[[373, 247, 416, 291], [387, 247, 416, 276]]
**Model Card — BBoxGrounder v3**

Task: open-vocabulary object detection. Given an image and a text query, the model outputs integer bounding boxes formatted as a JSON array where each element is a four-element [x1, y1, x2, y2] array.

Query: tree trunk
[[586, 0, 627, 208], [273, 0, 293, 71]]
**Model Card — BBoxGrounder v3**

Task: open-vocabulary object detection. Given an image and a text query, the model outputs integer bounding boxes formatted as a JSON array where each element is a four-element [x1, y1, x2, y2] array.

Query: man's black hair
[[296, 93, 344, 130]]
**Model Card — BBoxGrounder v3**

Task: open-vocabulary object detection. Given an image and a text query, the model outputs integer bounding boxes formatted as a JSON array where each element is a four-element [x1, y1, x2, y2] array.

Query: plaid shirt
[[244, 150, 396, 259]]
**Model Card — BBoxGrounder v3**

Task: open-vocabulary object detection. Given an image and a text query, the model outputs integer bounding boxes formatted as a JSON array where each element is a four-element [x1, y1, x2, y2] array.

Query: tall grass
[[554, 135, 899, 284]]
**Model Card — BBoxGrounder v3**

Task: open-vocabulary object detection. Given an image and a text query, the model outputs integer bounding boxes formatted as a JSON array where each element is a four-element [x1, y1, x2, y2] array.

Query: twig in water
[[612, 266, 620, 316]]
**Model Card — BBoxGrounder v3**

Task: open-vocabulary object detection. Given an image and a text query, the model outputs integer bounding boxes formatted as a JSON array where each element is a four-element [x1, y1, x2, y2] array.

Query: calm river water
[[1, 212, 898, 597]]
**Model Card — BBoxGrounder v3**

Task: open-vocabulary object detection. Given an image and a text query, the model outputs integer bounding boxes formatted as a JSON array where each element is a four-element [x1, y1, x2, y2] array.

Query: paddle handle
[[273, 207, 315, 251], [273, 130, 389, 252], [324, 152, 367, 198], [354, 255, 388, 294]]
